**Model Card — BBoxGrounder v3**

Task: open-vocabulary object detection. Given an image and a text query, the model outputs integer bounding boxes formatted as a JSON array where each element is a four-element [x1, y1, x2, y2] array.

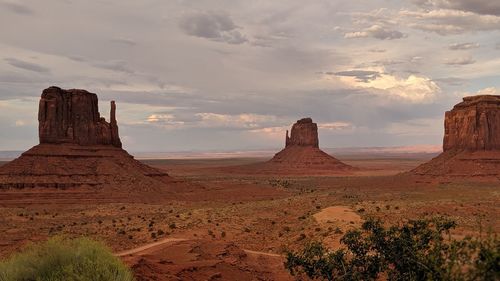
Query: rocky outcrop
[[412, 95, 500, 179], [39, 86, 122, 147], [265, 118, 353, 173], [285, 118, 319, 148], [0, 86, 170, 191], [443, 95, 500, 151]]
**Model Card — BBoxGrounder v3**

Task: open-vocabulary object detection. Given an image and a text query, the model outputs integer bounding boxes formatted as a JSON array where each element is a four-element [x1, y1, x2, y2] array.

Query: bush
[[285, 217, 499, 281], [0, 236, 135, 281]]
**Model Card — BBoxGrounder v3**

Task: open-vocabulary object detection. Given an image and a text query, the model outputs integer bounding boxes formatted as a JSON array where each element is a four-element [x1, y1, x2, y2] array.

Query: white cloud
[[145, 114, 185, 128], [448, 42, 480, 50], [195, 113, 276, 128], [444, 56, 476, 65], [147, 114, 176, 123], [400, 9, 500, 35], [334, 68, 441, 103], [344, 25, 406, 40], [143, 112, 281, 130], [318, 122, 352, 130]]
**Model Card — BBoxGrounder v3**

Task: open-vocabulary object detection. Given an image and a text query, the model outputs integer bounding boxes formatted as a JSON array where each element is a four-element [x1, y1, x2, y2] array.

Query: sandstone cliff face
[[285, 118, 319, 148], [1, 86, 171, 191], [443, 95, 500, 151], [38, 86, 122, 147], [412, 94, 500, 178]]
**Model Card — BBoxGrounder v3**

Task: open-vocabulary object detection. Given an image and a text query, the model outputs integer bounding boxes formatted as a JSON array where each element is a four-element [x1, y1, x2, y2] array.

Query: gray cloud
[[110, 37, 137, 46], [92, 60, 134, 74], [344, 25, 406, 40], [444, 56, 476, 65], [66, 55, 87, 62], [434, 77, 468, 86], [328, 70, 382, 82], [4, 58, 50, 73], [179, 11, 248, 44], [0, 1, 33, 15], [448, 42, 480, 50], [412, 0, 500, 16]]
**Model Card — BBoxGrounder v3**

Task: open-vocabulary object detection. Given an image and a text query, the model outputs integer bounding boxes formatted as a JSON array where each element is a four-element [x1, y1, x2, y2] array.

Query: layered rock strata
[[412, 95, 500, 178], [38, 86, 122, 147], [268, 118, 353, 172], [0, 87, 169, 190]]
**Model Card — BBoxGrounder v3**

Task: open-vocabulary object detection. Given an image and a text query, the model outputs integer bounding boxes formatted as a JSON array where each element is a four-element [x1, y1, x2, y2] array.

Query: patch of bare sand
[[314, 206, 362, 226]]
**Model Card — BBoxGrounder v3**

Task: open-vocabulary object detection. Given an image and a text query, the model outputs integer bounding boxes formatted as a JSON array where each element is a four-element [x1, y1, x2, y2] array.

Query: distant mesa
[[267, 118, 353, 173], [412, 95, 500, 178], [0, 86, 170, 191]]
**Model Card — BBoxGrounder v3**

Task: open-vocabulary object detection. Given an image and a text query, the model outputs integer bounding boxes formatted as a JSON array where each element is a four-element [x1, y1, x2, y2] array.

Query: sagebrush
[[0, 236, 135, 281]]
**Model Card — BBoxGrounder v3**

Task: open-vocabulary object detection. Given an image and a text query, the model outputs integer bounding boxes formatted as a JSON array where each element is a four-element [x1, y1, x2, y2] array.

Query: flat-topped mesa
[[285, 118, 319, 148], [443, 95, 500, 151], [38, 86, 122, 148]]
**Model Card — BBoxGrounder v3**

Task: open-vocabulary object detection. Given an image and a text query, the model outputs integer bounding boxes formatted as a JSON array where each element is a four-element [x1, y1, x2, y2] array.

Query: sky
[[0, 0, 499, 152]]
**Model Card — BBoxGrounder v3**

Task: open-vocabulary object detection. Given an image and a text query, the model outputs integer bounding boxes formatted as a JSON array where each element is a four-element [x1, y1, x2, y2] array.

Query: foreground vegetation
[[0, 237, 134, 281], [285, 217, 499, 281]]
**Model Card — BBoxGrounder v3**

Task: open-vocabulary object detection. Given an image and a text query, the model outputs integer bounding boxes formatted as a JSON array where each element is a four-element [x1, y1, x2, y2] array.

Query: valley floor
[[0, 155, 498, 280]]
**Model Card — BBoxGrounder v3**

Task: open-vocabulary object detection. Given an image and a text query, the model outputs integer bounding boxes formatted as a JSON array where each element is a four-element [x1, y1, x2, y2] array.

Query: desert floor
[[0, 155, 498, 280]]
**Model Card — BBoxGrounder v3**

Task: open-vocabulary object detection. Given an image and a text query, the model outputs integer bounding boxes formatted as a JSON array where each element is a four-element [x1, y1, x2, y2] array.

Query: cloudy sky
[[1, 0, 499, 152]]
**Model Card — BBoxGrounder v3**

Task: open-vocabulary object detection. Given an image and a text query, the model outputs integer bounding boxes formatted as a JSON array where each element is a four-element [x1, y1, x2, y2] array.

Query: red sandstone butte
[[267, 118, 353, 172], [412, 95, 500, 178], [0, 86, 170, 191], [39, 86, 122, 147], [443, 95, 500, 151], [285, 117, 319, 148]]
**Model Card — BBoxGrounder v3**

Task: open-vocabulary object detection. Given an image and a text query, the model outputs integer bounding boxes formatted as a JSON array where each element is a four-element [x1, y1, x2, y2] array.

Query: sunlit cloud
[[344, 25, 406, 40], [329, 68, 441, 103], [318, 122, 352, 130], [448, 42, 480, 50]]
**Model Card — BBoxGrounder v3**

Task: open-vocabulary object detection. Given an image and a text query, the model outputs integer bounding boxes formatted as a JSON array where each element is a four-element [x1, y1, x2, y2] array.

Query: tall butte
[[267, 118, 353, 173], [0, 86, 170, 191], [412, 95, 500, 178]]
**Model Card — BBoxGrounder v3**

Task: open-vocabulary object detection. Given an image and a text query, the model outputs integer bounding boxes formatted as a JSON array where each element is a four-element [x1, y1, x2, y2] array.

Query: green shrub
[[0, 236, 135, 281], [285, 217, 499, 281]]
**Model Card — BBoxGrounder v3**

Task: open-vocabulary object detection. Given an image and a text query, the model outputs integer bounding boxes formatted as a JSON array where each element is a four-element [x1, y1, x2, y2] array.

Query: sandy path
[[243, 249, 282, 257], [115, 238, 187, 257], [116, 237, 283, 258]]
